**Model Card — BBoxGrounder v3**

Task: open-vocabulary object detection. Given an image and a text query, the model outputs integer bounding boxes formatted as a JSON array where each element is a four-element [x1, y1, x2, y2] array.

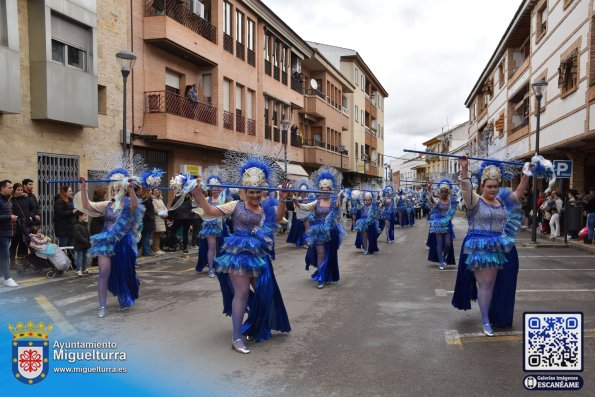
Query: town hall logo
[[8, 321, 53, 385]]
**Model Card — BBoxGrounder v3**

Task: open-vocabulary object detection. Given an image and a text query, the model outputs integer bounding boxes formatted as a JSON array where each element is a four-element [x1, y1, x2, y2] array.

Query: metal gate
[[37, 153, 80, 238], [134, 147, 169, 201]]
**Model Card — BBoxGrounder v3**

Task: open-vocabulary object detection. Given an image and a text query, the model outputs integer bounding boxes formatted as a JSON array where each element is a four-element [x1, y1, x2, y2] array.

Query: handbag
[[578, 226, 588, 238]]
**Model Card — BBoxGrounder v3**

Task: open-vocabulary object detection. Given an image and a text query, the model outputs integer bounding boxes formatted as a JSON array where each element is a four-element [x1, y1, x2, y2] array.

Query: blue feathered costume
[[452, 162, 523, 328]]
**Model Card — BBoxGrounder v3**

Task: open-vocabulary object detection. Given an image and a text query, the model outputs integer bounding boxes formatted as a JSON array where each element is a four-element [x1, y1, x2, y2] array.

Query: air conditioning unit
[[190, 0, 205, 18]]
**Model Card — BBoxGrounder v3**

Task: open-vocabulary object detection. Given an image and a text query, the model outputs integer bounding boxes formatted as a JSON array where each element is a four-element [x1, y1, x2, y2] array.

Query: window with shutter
[[50, 12, 90, 71]]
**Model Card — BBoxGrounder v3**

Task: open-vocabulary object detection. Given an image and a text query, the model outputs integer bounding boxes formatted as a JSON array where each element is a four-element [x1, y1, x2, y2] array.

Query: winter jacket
[[72, 220, 91, 251], [10, 195, 35, 223], [25, 192, 40, 219], [53, 198, 75, 238], [152, 197, 168, 233], [169, 195, 194, 220], [0, 195, 14, 238], [142, 197, 155, 232]]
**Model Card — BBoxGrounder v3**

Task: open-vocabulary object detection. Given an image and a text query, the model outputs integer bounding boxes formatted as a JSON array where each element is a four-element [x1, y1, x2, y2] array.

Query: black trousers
[[168, 219, 191, 250]]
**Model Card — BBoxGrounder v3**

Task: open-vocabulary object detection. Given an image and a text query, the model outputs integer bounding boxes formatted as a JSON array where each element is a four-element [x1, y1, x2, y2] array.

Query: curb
[[519, 229, 595, 254]]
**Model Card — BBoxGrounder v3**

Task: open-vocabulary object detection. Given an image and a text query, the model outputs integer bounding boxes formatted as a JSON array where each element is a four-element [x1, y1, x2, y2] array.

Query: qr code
[[524, 313, 582, 371]]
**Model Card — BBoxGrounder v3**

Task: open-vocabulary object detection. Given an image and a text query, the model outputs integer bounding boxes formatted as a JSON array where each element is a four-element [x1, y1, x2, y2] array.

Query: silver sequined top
[[315, 204, 332, 220], [467, 198, 508, 233], [231, 201, 263, 231]]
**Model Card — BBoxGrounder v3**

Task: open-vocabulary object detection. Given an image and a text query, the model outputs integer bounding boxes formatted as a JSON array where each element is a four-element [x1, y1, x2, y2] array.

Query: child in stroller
[[24, 225, 72, 278]]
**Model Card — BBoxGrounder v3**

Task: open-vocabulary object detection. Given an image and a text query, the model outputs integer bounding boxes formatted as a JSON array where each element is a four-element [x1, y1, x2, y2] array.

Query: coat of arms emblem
[[9, 321, 53, 385]]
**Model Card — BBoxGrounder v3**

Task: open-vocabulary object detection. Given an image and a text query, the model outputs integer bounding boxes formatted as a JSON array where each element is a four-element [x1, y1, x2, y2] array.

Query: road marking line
[[439, 289, 595, 295], [518, 255, 594, 258], [54, 292, 97, 307], [439, 268, 595, 272], [448, 329, 595, 345], [35, 295, 76, 335], [435, 289, 448, 297], [65, 301, 99, 317], [445, 329, 462, 346]]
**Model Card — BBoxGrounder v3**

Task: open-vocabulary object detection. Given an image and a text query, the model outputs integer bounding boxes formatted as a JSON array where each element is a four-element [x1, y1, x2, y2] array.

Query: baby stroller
[[162, 219, 183, 252], [22, 231, 72, 278]]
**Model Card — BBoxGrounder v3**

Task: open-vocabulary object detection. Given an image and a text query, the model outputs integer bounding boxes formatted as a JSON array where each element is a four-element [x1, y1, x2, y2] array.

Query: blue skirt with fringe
[[215, 232, 268, 277], [196, 223, 229, 272], [451, 234, 519, 328]]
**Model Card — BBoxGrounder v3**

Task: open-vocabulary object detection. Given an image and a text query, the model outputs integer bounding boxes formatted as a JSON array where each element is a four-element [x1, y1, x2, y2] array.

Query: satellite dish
[[310, 79, 318, 90]]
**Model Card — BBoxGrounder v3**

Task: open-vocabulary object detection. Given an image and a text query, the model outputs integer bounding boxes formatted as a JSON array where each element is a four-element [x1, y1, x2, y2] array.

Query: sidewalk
[[518, 228, 595, 254]]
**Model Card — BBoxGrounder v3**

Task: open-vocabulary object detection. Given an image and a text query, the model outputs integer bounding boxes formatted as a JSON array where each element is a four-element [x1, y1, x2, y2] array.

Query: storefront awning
[[276, 162, 309, 180]]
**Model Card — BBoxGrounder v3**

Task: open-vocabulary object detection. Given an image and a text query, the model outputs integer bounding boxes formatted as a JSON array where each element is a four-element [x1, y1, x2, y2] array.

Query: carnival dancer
[[75, 169, 144, 318], [286, 180, 311, 248], [427, 179, 457, 270], [452, 157, 530, 336], [295, 166, 345, 289], [195, 167, 229, 277], [347, 189, 363, 231], [406, 190, 416, 226], [354, 191, 380, 254], [396, 189, 408, 227], [380, 184, 396, 243], [192, 154, 290, 353]]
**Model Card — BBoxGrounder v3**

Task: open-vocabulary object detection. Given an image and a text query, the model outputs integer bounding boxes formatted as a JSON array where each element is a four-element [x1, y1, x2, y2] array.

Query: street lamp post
[[530, 79, 547, 243], [281, 119, 291, 180], [338, 144, 346, 170], [116, 50, 137, 154]]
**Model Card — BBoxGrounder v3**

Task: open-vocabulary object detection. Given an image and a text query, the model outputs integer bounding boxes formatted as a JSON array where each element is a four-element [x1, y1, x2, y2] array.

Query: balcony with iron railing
[[302, 139, 346, 168], [223, 33, 233, 53], [144, 90, 237, 147], [223, 110, 233, 130], [235, 113, 245, 133], [145, 91, 217, 125], [236, 41, 245, 60], [291, 75, 302, 93], [144, 0, 217, 63], [247, 118, 256, 135], [247, 49, 255, 67], [265, 60, 272, 76], [290, 133, 302, 147]]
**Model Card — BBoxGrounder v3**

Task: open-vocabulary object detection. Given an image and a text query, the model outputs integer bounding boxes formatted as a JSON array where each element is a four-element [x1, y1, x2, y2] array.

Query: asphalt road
[[1, 215, 594, 396]]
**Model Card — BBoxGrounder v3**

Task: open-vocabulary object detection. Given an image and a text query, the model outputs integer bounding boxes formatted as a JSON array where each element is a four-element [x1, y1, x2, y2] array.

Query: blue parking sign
[[553, 160, 572, 178]]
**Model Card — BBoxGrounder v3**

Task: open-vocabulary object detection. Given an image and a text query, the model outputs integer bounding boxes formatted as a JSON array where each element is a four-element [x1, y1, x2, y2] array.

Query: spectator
[[168, 193, 193, 253], [521, 189, 531, 228], [536, 192, 546, 233], [547, 191, 564, 239], [72, 211, 91, 276], [22, 178, 41, 224], [89, 186, 107, 236], [140, 188, 155, 256], [151, 188, 167, 255], [0, 180, 18, 287], [53, 185, 76, 247], [9, 183, 35, 268], [582, 187, 595, 244]]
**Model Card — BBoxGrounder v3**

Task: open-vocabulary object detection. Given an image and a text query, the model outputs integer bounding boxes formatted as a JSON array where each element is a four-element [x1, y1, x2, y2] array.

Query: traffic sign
[[553, 160, 572, 178]]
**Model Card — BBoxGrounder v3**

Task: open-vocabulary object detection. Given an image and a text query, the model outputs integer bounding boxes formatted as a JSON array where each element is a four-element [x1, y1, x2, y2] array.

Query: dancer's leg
[[207, 236, 217, 272], [443, 233, 452, 262], [316, 244, 326, 267], [229, 273, 251, 346], [435, 233, 444, 265], [385, 220, 391, 240], [97, 256, 112, 309], [362, 231, 369, 252], [473, 268, 498, 326]]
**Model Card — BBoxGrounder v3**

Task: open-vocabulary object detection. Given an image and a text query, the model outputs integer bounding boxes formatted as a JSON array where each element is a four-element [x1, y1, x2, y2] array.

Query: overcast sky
[[264, 0, 522, 160]]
